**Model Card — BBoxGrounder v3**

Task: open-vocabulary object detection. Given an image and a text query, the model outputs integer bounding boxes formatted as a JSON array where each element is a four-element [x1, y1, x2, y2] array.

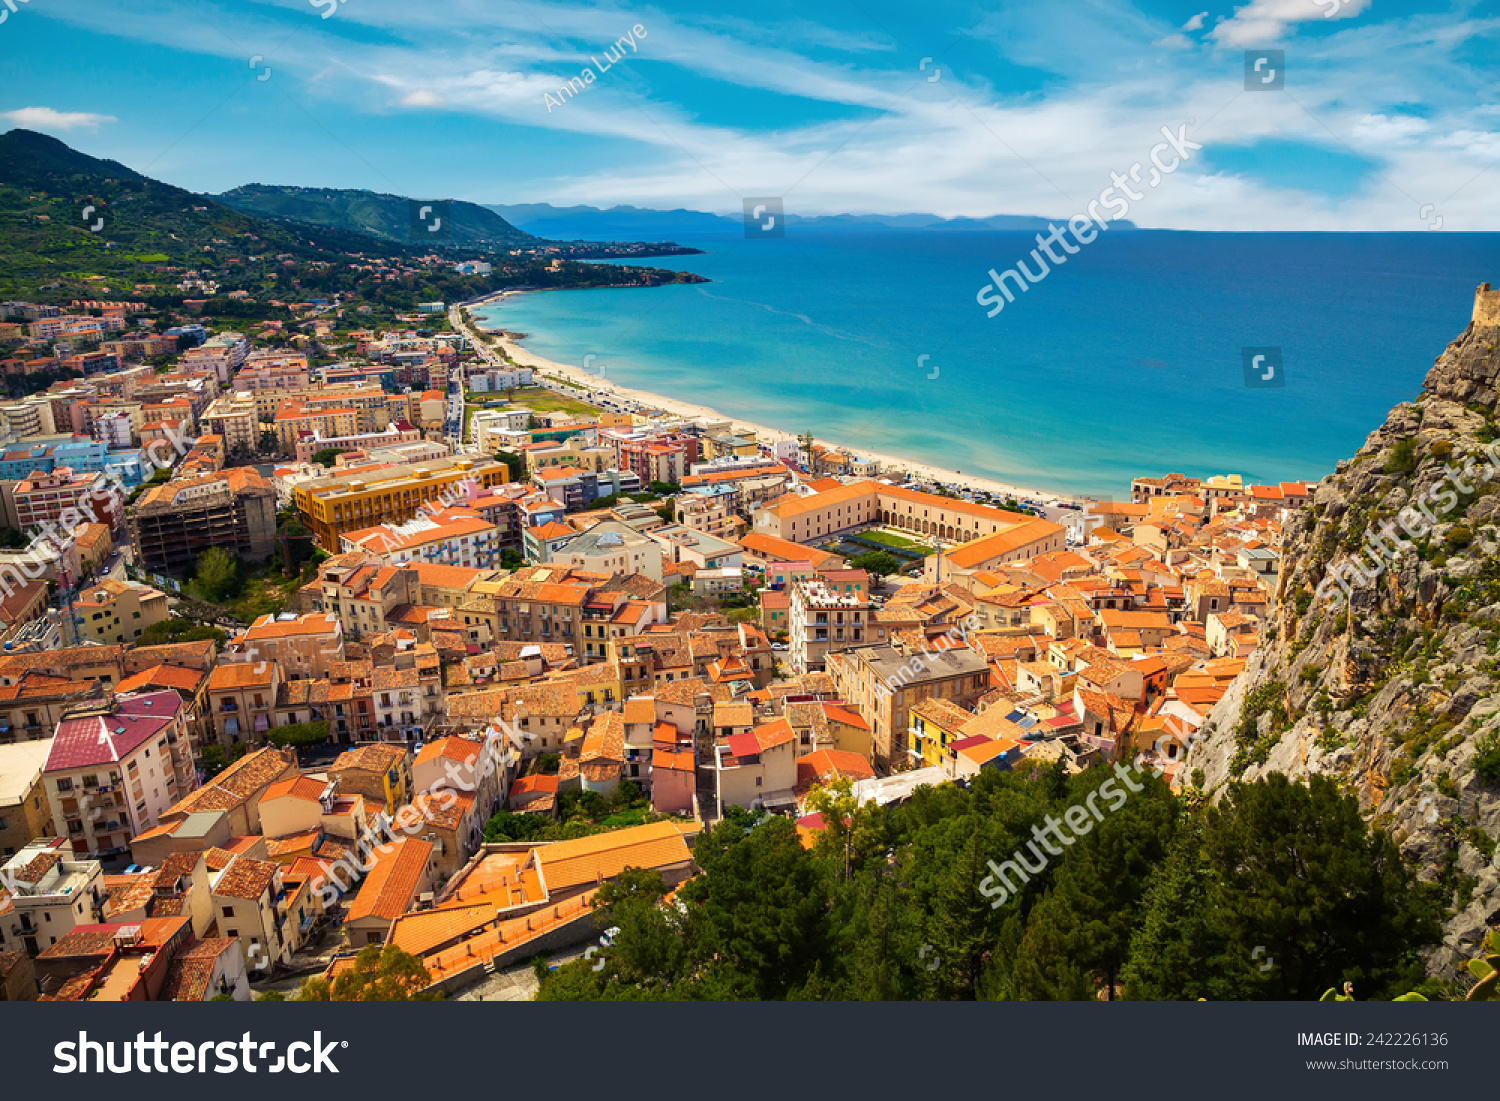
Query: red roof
[[44, 692, 182, 772]]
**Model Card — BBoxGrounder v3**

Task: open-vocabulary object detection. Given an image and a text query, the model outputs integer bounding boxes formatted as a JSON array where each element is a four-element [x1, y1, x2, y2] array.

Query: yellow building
[[245, 383, 392, 425], [73, 578, 171, 645], [908, 698, 975, 769], [276, 401, 359, 454], [294, 456, 511, 551]]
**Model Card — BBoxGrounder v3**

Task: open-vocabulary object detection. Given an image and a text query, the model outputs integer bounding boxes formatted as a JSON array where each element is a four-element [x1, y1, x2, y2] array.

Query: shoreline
[[465, 289, 1097, 508]]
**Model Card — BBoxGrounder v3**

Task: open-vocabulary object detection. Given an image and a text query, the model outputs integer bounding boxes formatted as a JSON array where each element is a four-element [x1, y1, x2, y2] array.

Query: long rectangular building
[[753, 479, 1065, 558], [293, 455, 510, 551]]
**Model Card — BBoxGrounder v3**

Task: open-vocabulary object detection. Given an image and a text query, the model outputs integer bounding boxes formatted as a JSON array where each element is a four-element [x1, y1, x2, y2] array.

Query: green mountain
[[217, 184, 538, 250], [0, 128, 427, 299]]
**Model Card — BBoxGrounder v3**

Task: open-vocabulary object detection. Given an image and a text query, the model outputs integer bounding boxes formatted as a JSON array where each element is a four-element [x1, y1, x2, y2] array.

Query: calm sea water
[[473, 230, 1500, 498]]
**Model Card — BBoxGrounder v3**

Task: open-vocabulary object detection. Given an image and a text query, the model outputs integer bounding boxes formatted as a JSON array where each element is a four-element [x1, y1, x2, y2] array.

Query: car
[[770, 643, 787, 651]]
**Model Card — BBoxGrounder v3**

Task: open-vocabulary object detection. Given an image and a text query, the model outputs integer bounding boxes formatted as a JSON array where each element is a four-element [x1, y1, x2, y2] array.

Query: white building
[[0, 839, 105, 956], [788, 576, 871, 674], [341, 505, 502, 569], [467, 367, 534, 393], [554, 521, 664, 581], [470, 406, 533, 450], [693, 566, 744, 598], [41, 692, 195, 862], [90, 409, 135, 449]]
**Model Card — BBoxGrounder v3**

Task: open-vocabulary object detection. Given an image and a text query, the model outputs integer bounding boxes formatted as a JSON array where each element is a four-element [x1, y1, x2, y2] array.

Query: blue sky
[[3, 0, 1499, 228]]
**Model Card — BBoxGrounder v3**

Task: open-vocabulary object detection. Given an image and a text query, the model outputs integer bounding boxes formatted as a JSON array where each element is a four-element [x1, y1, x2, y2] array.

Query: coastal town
[[0, 289, 1308, 1002]]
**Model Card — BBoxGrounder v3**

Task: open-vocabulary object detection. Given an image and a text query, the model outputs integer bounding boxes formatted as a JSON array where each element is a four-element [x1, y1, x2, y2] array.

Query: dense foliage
[[537, 768, 1442, 1001], [296, 944, 439, 1001]]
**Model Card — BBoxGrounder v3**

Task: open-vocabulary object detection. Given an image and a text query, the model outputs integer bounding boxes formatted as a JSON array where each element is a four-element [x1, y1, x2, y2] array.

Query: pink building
[[650, 749, 696, 815]]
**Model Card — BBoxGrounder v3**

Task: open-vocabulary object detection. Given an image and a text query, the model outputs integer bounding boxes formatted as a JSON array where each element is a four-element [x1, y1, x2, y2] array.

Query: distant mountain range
[[217, 184, 539, 250], [489, 203, 1137, 240]]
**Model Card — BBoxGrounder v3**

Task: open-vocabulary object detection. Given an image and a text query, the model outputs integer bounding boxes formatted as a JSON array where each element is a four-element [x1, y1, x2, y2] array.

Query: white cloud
[[1155, 10, 1210, 48], [1211, 0, 1373, 47], [1, 106, 117, 131], [1349, 113, 1430, 145], [17, 0, 1500, 229]]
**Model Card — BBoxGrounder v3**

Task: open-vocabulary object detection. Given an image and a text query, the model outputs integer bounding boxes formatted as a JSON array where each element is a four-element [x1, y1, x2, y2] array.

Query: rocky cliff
[[1189, 283, 1500, 980]]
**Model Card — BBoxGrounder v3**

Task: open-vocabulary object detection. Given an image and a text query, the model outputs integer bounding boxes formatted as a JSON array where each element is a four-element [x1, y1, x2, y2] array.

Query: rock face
[[1188, 284, 1500, 980]]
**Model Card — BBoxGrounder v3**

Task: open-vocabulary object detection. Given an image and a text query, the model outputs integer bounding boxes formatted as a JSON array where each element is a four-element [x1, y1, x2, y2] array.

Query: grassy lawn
[[598, 807, 656, 829], [502, 387, 600, 417], [860, 529, 935, 553]]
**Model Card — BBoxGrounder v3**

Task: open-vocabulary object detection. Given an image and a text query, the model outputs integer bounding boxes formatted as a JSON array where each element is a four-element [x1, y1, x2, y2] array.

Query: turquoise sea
[[472, 230, 1500, 499]]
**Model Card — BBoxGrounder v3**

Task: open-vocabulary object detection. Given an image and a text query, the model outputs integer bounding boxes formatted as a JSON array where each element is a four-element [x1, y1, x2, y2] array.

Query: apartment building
[[681, 461, 792, 516], [275, 401, 359, 455], [714, 717, 798, 814], [220, 613, 344, 681], [11, 467, 116, 531], [0, 840, 104, 956], [293, 456, 509, 551], [470, 407, 531, 451], [329, 743, 411, 812], [553, 521, 663, 581], [129, 468, 278, 574], [232, 354, 310, 396], [206, 662, 282, 747], [0, 738, 53, 858], [42, 692, 196, 861], [829, 644, 990, 772], [0, 396, 57, 438], [294, 421, 422, 464], [200, 391, 260, 454], [619, 438, 686, 486], [524, 435, 617, 474], [297, 554, 422, 638], [788, 577, 870, 673], [341, 506, 502, 570], [72, 580, 170, 646], [209, 854, 310, 972]]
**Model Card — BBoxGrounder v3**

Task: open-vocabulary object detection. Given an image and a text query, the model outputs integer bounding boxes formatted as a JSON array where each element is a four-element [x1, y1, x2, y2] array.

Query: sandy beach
[[463, 291, 1091, 509]]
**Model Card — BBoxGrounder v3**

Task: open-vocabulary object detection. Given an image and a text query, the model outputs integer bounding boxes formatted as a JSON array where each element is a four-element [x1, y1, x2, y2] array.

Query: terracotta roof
[[345, 838, 432, 924], [331, 743, 407, 775], [115, 663, 205, 695], [535, 821, 691, 892], [163, 746, 294, 819], [795, 748, 874, 792], [262, 776, 329, 804], [211, 855, 278, 902]]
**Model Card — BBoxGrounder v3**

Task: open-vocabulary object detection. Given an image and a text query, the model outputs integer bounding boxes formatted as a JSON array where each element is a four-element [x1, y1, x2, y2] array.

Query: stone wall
[[1474, 283, 1500, 329]]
